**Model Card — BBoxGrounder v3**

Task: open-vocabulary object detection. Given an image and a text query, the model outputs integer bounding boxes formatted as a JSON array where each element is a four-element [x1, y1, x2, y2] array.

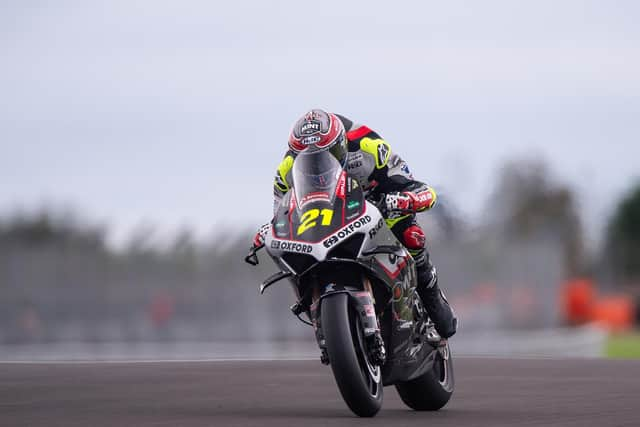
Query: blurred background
[[1, 0, 639, 360]]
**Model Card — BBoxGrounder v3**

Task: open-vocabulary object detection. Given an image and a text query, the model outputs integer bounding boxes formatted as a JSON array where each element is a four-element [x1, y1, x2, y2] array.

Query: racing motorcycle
[[245, 149, 454, 417]]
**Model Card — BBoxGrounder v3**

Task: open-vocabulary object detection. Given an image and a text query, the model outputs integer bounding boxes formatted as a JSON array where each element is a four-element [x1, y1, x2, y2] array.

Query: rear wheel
[[321, 292, 383, 417], [395, 342, 454, 411]]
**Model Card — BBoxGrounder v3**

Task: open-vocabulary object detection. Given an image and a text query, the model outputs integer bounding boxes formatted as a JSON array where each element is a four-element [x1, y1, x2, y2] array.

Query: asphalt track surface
[[2, 358, 640, 427]]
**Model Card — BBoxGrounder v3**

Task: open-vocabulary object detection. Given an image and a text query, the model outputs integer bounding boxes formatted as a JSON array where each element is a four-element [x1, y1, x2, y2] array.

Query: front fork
[[309, 283, 386, 366]]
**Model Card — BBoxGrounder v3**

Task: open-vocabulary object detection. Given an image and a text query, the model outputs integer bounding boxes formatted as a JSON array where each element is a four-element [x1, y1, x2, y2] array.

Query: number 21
[[297, 209, 334, 235]]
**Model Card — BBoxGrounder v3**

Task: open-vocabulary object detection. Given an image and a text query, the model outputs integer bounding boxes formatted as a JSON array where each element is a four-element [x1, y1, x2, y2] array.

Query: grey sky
[[1, 1, 639, 246]]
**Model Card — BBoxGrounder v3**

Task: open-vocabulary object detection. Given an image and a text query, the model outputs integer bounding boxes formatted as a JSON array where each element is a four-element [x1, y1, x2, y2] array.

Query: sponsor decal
[[300, 191, 330, 206], [300, 120, 321, 136], [275, 221, 286, 228], [368, 218, 385, 239], [377, 143, 389, 166], [349, 152, 363, 161], [347, 200, 360, 209], [271, 240, 313, 253], [401, 163, 411, 175], [347, 152, 364, 170], [323, 215, 372, 248], [415, 191, 430, 203], [302, 135, 321, 145], [345, 211, 360, 221]]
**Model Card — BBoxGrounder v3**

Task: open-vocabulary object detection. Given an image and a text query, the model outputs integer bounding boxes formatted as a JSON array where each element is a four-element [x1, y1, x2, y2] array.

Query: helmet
[[288, 109, 348, 165]]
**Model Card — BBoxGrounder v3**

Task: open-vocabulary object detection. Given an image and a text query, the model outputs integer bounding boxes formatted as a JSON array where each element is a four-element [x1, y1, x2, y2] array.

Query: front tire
[[321, 293, 383, 417], [395, 342, 454, 411]]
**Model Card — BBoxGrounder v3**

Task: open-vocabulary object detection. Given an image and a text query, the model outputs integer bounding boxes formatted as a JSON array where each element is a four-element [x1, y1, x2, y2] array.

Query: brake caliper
[[368, 332, 387, 366]]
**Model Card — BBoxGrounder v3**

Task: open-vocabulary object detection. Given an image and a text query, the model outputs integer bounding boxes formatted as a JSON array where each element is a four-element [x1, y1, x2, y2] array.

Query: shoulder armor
[[359, 138, 391, 169]]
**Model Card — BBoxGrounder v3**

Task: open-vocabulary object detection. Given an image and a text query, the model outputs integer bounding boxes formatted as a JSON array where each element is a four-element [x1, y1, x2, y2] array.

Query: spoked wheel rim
[[352, 310, 381, 397]]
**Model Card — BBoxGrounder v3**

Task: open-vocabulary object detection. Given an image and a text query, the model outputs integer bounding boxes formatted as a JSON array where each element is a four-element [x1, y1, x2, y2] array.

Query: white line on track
[[0, 354, 625, 364], [0, 357, 320, 364]]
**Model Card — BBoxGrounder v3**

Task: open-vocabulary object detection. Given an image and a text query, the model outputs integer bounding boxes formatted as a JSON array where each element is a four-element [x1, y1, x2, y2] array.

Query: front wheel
[[321, 292, 383, 417], [395, 342, 454, 411]]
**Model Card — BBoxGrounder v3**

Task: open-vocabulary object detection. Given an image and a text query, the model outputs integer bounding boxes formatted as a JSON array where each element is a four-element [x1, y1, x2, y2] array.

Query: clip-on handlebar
[[244, 244, 264, 266]]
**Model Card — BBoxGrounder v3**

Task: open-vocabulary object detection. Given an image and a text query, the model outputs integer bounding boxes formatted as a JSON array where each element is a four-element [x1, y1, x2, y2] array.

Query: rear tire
[[395, 343, 454, 411], [321, 293, 383, 417]]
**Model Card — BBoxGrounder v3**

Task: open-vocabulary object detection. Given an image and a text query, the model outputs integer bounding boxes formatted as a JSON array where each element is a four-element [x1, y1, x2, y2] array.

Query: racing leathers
[[260, 114, 457, 339]]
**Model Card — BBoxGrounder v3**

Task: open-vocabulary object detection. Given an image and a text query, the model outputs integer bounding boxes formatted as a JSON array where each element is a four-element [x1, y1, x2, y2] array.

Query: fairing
[[272, 150, 366, 243]]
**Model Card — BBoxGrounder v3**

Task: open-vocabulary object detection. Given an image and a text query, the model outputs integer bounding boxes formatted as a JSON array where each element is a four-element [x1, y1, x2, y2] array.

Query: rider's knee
[[401, 224, 426, 251]]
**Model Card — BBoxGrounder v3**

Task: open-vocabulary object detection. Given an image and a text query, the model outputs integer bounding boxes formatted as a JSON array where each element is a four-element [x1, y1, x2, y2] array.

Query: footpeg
[[426, 322, 442, 345], [320, 349, 330, 365]]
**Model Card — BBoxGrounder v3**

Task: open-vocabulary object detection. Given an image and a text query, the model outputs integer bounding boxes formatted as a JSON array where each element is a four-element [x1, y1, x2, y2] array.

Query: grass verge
[[605, 332, 640, 358]]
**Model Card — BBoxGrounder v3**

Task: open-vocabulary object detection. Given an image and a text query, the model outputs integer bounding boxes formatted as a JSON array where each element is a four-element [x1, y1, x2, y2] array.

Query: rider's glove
[[384, 192, 414, 213], [252, 223, 270, 248], [385, 188, 436, 214]]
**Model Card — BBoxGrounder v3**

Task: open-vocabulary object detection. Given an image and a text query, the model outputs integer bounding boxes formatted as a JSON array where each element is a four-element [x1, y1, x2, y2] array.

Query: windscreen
[[292, 150, 343, 209]]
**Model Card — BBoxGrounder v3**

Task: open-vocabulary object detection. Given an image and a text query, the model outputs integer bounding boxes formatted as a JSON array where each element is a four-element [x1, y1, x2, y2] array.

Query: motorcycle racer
[[253, 109, 457, 339]]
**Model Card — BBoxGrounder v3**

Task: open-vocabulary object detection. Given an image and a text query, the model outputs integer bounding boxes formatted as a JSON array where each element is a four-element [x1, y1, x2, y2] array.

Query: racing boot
[[414, 251, 457, 338]]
